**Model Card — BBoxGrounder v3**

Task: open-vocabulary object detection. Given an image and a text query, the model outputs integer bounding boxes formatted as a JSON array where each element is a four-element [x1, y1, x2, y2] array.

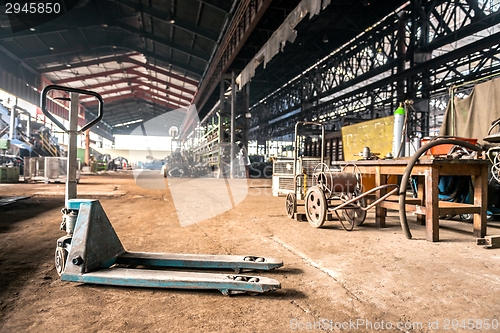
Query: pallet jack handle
[[40, 84, 104, 133], [40, 85, 104, 203]]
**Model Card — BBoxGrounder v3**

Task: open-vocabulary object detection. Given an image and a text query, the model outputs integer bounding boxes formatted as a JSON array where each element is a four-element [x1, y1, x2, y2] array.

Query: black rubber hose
[[398, 139, 483, 239]]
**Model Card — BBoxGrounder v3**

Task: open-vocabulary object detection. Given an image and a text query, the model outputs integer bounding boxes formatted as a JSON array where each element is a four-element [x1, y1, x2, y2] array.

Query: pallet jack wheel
[[55, 247, 68, 276], [341, 193, 367, 226], [285, 193, 296, 218], [305, 186, 327, 228]]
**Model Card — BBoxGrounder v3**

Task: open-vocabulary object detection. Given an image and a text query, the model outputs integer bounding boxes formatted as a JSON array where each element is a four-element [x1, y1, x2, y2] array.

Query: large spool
[[313, 171, 359, 197]]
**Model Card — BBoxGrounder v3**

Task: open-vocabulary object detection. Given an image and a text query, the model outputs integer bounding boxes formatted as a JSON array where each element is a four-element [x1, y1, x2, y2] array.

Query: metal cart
[[275, 121, 399, 230]]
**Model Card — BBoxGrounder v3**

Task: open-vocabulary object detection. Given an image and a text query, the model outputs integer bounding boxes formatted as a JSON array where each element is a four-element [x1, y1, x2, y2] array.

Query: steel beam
[[125, 57, 199, 86], [37, 54, 137, 73], [127, 69, 196, 95], [249, 0, 500, 141], [73, 78, 132, 91], [82, 88, 187, 109], [53, 66, 139, 85], [66, 71, 196, 96], [53, 67, 195, 100], [44, 55, 199, 87], [78, 81, 192, 103], [127, 45, 204, 77], [193, 0, 272, 112]]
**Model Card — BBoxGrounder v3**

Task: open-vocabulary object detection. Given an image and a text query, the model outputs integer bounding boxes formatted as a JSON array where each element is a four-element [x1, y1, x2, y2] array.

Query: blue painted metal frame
[[63, 269, 280, 294], [58, 199, 283, 295], [116, 252, 283, 271]]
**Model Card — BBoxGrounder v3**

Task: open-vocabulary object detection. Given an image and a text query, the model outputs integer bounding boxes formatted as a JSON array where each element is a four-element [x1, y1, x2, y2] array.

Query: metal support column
[[66, 92, 79, 204], [85, 129, 90, 166], [25, 112, 30, 138], [8, 103, 15, 140], [218, 78, 225, 179], [243, 83, 250, 150], [230, 71, 236, 179], [396, 11, 407, 103]]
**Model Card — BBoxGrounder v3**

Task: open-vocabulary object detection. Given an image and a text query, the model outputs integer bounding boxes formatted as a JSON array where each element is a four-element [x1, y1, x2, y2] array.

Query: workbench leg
[[473, 164, 488, 238], [375, 166, 386, 228], [417, 176, 425, 226], [425, 167, 440, 242]]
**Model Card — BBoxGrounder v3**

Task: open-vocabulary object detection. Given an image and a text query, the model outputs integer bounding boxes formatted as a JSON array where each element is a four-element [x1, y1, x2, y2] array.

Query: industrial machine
[[42, 85, 283, 296]]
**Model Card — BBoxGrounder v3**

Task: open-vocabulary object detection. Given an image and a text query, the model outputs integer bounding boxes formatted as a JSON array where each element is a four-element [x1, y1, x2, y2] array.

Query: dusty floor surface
[[1, 170, 500, 333]]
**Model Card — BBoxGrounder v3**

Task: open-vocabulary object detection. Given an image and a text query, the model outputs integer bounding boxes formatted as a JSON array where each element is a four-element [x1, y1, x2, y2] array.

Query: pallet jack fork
[[42, 85, 283, 296], [56, 199, 282, 296]]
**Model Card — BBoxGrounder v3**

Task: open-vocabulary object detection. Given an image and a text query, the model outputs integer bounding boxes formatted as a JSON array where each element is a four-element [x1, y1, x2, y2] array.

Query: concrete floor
[[1, 171, 500, 332]]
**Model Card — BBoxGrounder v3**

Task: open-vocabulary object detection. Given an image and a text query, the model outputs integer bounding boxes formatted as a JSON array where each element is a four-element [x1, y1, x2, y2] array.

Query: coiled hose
[[398, 139, 483, 239]]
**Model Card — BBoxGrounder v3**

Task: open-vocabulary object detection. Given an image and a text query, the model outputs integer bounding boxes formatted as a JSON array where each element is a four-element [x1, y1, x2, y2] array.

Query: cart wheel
[[305, 186, 327, 228], [285, 193, 296, 218], [341, 193, 367, 226], [55, 247, 68, 276]]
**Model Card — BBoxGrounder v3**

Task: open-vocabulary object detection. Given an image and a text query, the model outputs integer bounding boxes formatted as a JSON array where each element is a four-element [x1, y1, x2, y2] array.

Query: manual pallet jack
[[43, 85, 283, 296]]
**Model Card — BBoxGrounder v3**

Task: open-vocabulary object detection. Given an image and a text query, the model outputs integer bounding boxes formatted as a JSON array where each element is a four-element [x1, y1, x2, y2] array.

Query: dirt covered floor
[[1, 171, 500, 332]]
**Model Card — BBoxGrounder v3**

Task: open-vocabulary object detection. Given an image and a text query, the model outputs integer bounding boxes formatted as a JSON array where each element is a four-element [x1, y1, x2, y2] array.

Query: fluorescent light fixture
[[113, 119, 143, 127]]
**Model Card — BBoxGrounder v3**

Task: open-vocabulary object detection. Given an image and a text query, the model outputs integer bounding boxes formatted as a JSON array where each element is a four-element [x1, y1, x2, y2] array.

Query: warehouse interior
[[1, 0, 500, 331]]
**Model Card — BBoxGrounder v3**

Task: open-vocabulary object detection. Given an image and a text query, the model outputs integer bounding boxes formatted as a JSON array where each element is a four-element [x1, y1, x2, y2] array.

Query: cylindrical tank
[[392, 103, 405, 157]]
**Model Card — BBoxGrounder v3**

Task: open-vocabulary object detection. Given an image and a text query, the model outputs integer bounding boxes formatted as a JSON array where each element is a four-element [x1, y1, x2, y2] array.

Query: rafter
[[83, 88, 187, 109], [39, 55, 199, 87], [37, 54, 137, 73], [53, 66, 139, 84], [79, 79, 192, 103], [21, 40, 204, 78], [73, 77, 132, 90], [127, 44, 204, 77], [136, 88, 188, 105], [79, 85, 139, 98], [128, 69, 196, 95], [55, 69, 196, 97], [125, 57, 199, 86]]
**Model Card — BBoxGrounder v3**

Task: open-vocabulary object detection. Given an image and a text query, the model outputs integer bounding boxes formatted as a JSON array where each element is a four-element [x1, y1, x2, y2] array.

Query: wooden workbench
[[331, 158, 489, 242]]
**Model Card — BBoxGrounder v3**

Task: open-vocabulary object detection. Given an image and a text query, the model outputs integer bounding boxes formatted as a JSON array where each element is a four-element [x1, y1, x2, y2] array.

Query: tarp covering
[[440, 78, 500, 144], [237, 0, 332, 89]]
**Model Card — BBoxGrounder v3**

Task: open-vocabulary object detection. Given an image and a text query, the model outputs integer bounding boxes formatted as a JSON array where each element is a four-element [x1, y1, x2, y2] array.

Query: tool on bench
[[42, 85, 283, 296]]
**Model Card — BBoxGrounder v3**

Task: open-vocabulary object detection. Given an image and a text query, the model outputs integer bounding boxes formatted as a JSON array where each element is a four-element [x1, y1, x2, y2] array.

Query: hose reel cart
[[278, 121, 399, 230], [307, 163, 399, 230]]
